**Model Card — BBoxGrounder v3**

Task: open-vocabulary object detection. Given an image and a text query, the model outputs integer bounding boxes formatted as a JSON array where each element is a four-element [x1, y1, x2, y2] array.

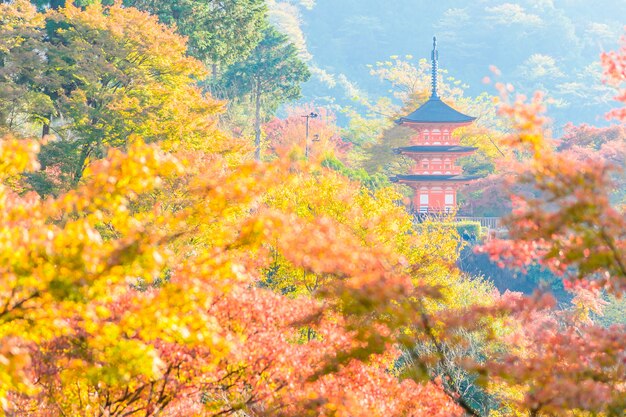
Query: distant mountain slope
[[295, 0, 625, 128]]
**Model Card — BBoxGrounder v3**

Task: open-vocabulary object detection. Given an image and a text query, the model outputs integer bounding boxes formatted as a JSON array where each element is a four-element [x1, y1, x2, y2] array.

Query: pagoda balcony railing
[[406, 206, 502, 230]]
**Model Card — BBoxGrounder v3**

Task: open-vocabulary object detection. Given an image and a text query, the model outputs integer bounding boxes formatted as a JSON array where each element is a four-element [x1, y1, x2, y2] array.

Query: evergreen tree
[[4, 0, 267, 75], [222, 27, 311, 160], [122, 0, 268, 74]]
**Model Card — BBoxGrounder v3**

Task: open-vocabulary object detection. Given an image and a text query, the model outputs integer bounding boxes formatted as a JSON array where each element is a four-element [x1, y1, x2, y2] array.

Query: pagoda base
[[391, 177, 477, 214]]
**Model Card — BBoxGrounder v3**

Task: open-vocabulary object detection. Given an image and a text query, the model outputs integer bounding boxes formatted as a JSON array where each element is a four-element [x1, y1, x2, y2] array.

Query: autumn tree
[[263, 105, 349, 160], [3, 1, 624, 416], [0, 1, 50, 136], [222, 26, 311, 160], [0, 132, 477, 417], [14, 0, 268, 75], [121, 0, 268, 75], [348, 42, 626, 417], [1, 2, 489, 417], [0, 50, 491, 417], [0, 1, 221, 194], [0, 7, 473, 410], [471, 32, 626, 416]]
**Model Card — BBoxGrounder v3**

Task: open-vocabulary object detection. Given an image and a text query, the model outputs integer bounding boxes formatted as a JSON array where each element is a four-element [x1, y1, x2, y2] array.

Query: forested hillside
[[0, 1, 624, 416], [291, 0, 626, 129]]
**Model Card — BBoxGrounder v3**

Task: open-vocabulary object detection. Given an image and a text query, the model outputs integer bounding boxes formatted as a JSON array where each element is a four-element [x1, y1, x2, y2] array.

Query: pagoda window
[[419, 194, 429, 213], [431, 129, 440, 142], [445, 194, 454, 213]]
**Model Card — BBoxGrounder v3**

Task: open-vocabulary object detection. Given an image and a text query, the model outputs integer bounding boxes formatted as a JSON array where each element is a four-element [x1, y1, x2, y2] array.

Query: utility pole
[[302, 112, 318, 160]]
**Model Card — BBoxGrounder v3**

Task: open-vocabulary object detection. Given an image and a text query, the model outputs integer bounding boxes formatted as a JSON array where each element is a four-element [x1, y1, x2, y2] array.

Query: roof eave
[[398, 117, 476, 125], [395, 146, 479, 153]]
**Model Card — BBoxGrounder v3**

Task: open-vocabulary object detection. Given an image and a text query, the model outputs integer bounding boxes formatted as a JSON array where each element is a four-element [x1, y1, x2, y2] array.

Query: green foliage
[[361, 124, 414, 176], [0, 2, 51, 137], [450, 221, 482, 242], [221, 26, 310, 159], [414, 220, 474, 244], [458, 155, 495, 178], [26, 0, 88, 10], [340, 105, 393, 147], [0, 2, 221, 194], [592, 294, 626, 327], [20, 0, 268, 73], [121, 0, 268, 70], [222, 26, 311, 113], [321, 155, 389, 190]]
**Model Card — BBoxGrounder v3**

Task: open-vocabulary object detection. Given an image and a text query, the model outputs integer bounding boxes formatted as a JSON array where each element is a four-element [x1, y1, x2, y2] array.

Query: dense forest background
[[0, 1, 624, 415], [274, 0, 626, 129]]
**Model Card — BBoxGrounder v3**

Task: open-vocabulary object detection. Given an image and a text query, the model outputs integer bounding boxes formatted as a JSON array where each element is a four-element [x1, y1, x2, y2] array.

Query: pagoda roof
[[397, 37, 476, 125], [391, 174, 480, 183], [395, 145, 477, 153], [397, 97, 476, 124]]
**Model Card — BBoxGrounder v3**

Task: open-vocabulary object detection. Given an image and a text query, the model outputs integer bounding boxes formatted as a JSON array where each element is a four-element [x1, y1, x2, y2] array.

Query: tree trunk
[[42, 119, 50, 138], [73, 142, 93, 185], [254, 79, 262, 161]]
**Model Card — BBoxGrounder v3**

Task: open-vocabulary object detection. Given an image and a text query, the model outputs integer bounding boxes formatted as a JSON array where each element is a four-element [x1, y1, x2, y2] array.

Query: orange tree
[[0, 131, 474, 416], [474, 32, 626, 416]]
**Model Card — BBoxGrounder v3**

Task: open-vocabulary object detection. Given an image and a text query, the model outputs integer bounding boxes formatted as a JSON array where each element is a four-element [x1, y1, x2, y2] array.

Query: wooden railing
[[409, 211, 502, 230], [403, 205, 503, 230], [454, 216, 501, 230]]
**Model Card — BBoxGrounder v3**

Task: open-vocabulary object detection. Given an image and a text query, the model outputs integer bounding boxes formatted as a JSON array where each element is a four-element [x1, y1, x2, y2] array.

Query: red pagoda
[[392, 37, 478, 214]]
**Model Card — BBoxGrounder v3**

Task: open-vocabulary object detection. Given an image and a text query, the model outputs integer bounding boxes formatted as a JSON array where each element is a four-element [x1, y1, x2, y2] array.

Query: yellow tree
[[1, 127, 478, 416], [0, 1, 223, 194]]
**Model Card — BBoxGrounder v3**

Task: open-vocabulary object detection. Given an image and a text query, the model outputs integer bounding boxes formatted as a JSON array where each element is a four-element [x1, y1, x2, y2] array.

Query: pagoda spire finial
[[431, 36, 439, 99]]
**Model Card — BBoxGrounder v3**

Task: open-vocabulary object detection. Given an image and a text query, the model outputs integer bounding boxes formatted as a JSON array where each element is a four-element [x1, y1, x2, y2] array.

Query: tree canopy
[[0, 1, 222, 194], [122, 0, 268, 71], [0, 1, 624, 416], [222, 26, 311, 159]]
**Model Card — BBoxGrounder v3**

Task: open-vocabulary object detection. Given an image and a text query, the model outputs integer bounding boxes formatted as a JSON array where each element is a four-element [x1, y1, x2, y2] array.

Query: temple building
[[391, 37, 479, 214]]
